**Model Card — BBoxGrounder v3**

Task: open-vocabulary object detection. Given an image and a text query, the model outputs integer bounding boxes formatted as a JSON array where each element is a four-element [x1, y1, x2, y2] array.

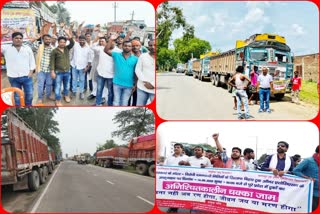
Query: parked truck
[[96, 146, 129, 168], [193, 33, 294, 100], [1, 110, 55, 191], [128, 133, 155, 177], [176, 63, 185, 73]]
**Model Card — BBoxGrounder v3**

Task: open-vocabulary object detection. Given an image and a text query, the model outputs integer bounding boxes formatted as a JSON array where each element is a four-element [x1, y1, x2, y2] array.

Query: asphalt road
[[156, 72, 318, 120], [2, 160, 154, 213]]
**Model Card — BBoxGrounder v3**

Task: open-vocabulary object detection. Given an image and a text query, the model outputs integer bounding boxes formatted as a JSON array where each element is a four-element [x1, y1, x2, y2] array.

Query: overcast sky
[[53, 107, 136, 158], [157, 122, 319, 160], [48, 1, 155, 27], [167, 1, 318, 55]]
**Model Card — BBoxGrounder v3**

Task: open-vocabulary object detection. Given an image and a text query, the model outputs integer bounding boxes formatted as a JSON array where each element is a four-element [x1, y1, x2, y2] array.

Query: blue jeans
[[235, 89, 249, 117], [113, 83, 132, 106], [8, 76, 33, 106], [259, 88, 270, 110], [96, 75, 113, 106], [72, 67, 85, 93], [136, 88, 155, 106], [37, 71, 52, 99], [55, 71, 70, 101]]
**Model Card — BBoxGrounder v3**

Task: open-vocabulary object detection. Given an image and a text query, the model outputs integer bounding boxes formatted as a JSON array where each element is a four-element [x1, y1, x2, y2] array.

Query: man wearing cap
[[1, 32, 35, 106], [293, 146, 319, 211], [261, 141, 294, 176]]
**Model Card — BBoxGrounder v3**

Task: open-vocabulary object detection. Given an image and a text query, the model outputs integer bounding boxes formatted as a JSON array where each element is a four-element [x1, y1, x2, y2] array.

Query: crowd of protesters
[[160, 133, 319, 212], [1, 21, 155, 106]]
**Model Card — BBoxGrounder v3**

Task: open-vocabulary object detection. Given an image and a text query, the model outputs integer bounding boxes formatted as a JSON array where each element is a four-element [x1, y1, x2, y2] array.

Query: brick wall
[[294, 53, 319, 81]]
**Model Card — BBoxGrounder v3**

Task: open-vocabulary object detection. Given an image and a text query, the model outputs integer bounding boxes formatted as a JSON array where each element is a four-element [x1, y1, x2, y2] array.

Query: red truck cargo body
[[128, 133, 155, 161], [96, 146, 129, 167], [1, 111, 49, 185]]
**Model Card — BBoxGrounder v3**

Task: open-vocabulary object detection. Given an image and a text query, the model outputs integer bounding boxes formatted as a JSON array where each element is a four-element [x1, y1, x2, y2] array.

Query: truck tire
[[106, 160, 112, 168], [193, 72, 197, 79], [48, 164, 53, 174], [39, 168, 46, 184], [136, 163, 148, 175], [43, 166, 49, 180], [148, 164, 155, 177], [214, 74, 220, 87], [274, 93, 284, 101], [28, 170, 40, 191], [210, 74, 215, 85]]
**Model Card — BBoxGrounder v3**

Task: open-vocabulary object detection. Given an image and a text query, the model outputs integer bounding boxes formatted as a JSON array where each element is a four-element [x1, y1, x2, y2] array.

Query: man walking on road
[[228, 66, 251, 119], [291, 71, 302, 104], [257, 67, 273, 113], [1, 32, 35, 106]]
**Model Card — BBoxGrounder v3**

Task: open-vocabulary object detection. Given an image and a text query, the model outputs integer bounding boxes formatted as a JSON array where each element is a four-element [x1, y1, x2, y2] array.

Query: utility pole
[[130, 10, 135, 20], [113, 2, 118, 22]]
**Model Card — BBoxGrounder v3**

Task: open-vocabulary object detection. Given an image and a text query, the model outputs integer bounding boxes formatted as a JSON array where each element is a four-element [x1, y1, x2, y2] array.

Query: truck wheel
[[136, 163, 148, 175], [48, 164, 53, 174], [210, 74, 215, 85], [106, 160, 112, 168], [214, 74, 220, 87], [43, 166, 49, 180], [148, 164, 155, 177], [39, 168, 46, 184], [28, 170, 40, 191], [193, 73, 197, 79], [274, 93, 284, 101]]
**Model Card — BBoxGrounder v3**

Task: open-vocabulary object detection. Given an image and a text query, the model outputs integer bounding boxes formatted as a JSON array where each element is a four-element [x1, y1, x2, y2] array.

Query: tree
[[173, 37, 212, 63], [157, 48, 179, 71], [15, 108, 61, 154], [111, 108, 155, 141], [156, 2, 187, 50], [96, 139, 117, 151], [49, 1, 71, 25]]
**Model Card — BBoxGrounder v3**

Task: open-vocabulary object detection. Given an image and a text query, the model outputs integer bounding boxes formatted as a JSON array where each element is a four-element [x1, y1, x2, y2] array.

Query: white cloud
[[292, 24, 305, 35]]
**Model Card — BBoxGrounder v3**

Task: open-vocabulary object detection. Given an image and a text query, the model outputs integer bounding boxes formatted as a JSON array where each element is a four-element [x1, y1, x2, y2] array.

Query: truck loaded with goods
[[1, 110, 56, 191]]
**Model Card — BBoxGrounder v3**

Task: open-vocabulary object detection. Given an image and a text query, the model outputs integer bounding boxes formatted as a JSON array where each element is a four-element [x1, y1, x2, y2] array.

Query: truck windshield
[[275, 51, 290, 63], [250, 50, 268, 61]]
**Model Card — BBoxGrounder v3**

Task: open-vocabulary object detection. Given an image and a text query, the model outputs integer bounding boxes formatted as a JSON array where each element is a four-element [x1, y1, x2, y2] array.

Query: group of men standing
[[161, 133, 319, 212], [1, 23, 155, 106], [228, 65, 302, 120]]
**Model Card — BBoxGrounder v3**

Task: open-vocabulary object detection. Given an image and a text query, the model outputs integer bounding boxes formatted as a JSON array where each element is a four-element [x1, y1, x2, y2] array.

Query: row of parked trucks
[[1, 110, 59, 191], [95, 134, 155, 177], [178, 33, 294, 100]]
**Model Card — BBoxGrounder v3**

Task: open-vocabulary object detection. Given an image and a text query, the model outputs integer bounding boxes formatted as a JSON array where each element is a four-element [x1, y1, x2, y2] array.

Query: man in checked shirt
[[30, 33, 55, 104]]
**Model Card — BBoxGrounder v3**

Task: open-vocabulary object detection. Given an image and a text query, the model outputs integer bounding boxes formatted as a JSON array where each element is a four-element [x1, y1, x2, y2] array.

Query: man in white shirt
[[163, 143, 189, 166], [243, 148, 256, 170], [94, 36, 116, 106], [1, 32, 35, 106], [135, 40, 155, 106], [185, 146, 212, 168], [70, 35, 93, 100], [257, 67, 274, 113]]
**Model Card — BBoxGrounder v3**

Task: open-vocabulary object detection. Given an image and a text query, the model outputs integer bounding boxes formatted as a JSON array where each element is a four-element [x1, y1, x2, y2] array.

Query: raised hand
[[212, 133, 219, 140]]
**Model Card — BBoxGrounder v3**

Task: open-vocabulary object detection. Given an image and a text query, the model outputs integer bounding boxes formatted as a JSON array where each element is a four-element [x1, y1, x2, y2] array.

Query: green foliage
[[111, 108, 155, 141], [299, 80, 319, 105], [157, 48, 179, 71], [48, 2, 71, 24], [96, 139, 117, 151], [174, 38, 211, 63], [15, 108, 61, 154]]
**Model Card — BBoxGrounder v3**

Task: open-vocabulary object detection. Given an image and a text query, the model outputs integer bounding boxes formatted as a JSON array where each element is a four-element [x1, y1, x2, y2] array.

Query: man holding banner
[[261, 141, 294, 176]]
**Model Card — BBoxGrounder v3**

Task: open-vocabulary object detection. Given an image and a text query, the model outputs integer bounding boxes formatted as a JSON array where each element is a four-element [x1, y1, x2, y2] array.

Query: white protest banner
[[156, 166, 313, 213]]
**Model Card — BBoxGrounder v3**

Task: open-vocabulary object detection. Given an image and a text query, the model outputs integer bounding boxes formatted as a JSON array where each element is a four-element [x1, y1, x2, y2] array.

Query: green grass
[[299, 80, 319, 105]]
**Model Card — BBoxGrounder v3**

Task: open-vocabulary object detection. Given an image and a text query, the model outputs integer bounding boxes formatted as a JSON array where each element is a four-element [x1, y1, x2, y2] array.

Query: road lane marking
[[136, 195, 154, 206], [30, 163, 61, 213], [106, 180, 114, 185]]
